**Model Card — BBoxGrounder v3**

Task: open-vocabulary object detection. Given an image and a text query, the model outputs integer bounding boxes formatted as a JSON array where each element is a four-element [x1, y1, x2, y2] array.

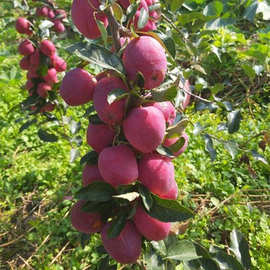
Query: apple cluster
[[16, 17, 67, 112], [64, 0, 189, 265], [71, 0, 160, 39], [36, 6, 67, 33]]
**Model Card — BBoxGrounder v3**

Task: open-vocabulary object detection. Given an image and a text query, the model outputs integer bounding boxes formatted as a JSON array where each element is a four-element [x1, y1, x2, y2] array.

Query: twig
[[243, 200, 270, 204], [206, 193, 236, 216], [82, 265, 92, 270], [49, 241, 70, 266], [242, 188, 270, 192], [22, 0, 29, 9], [22, 234, 51, 266], [0, 227, 34, 248], [105, 7, 121, 51], [0, 232, 9, 238], [161, 14, 187, 42], [181, 84, 212, 103], [0, 234, 25, 248], [239, 131, 266, 148], [18, 255, 34, 270], [243, 194, 270, 197]]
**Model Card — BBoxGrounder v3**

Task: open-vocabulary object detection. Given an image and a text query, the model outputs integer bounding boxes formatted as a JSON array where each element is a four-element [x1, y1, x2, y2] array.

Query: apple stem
[[105, 7, 121, 52], [105, 6, 132, 52]]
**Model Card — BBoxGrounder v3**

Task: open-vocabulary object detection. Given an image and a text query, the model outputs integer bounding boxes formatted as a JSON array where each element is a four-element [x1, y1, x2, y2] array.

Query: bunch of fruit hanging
[[61, 0, 192, 264]]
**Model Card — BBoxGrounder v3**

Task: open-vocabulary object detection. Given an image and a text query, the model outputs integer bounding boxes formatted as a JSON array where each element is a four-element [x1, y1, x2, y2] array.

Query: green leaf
[[80, 233, 91, 249], [192, 64, 207, 75], [71, 135, 82, 146], [9, 66, 17, 80], [151, 240, 167, 256], [205, 17, 235, 29], [183, 258, 220, 270], [66, 43, 125, 75], [203, 1, 223, 17], [38, 129, 58, 142], [169, 242, 211, 265], [211, 83, 224, 95], [126, 2, 139, 22], [195, 101, 213, 112], [19, 119, 37, 132], [75, 182, 116, 202], [257, 1, 270, 20], [242, 64, 256, 81], [211, 45, 222, 63], [98, 256, 117, 270], [158, 33, 176, 58], [151, 84, 178, 102], [243, 2, 258, 22], [83, 105, 96, 117], [227, 110, 241, 134], [38, 65, 49, 77], [156, 145, 175, 159], [166, 119, 189, 138], [138, 184, 153, 212], [107, 215, 127, 238], [89, 114, 104, 124], [148, 195, 193, 222], [107, 89, 128, 105], [222, 101, 233, 112], [21, 95, 39, 108], [96, 19, 108, 48], [251, 150, 270, 169], [70, 148, 80, 163], [178, 12, 207, 25], [144, 246, 166, 270], [193, 122, 205, 136], [148, 3, 161, 12], [223, 140, 238, 159], [70, 120, 81, 134], [39, 20, 54, 30], [164, 234, 179, 250], [83, 201, 115, 217], [168, 137, 185, 153], [230, 229, 251, 269], [137, 7, 149, 29], [166, 240, 201, 261], [81, 201, 103, 212], [217, 123, 227, 131], [113, 192, 140, 202], [80, 151, 99, 166], [111, 2, 123, 22], [170, 0, 184, 12], [204, 134, 216, 161], [135, 71, 145, 88], [210, 248, 245, 270]]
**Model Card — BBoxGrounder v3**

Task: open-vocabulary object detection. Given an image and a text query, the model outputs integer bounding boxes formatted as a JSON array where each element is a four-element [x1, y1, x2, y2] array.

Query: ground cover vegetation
[[0, 0, 270, 269]]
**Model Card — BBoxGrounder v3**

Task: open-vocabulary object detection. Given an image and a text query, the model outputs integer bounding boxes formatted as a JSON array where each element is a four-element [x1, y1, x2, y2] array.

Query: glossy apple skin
[[122, 36, 167, 89], [86, 123, 115, 153], [93, 76, 128, 126], [98, 145, 138, 187], [123, 106, 166, 153], [60, 68, 96, 106], [71, 0, 108, 39], [71, 200, 103, 234], [101, 221, 142, 264], [133, 205, 171, 240], [138, 153, 175, 197]]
